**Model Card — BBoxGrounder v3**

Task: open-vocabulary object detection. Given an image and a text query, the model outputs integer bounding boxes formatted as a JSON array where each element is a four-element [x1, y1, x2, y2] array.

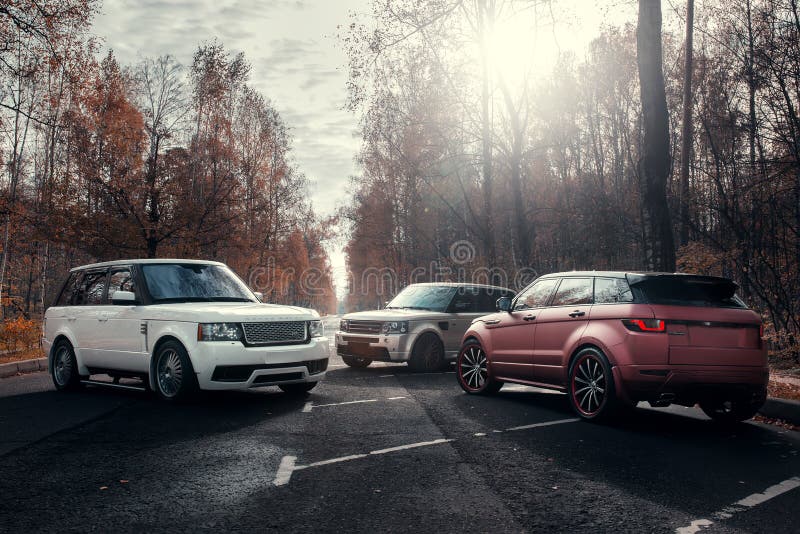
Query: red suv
[[457, 272, 768, 422]]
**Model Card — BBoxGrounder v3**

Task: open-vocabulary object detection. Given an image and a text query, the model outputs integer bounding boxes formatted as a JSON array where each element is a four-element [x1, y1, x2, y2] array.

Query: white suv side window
[[77, 270, 108, 306], [106, 269, 135, 303]]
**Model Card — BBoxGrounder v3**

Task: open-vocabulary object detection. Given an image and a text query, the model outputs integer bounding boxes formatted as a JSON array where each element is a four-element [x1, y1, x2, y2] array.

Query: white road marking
[[676, 519, 713, 534], [303, 396, 408, 412], [311, 399, 378, 409], [273, 414, 592, 487], [272, 455, 296, 486], [275, 438, 454, 486], [474, 432, 487, 437], [675, 476, 800, 533], [298, 454, 368, 469], [369, 438, 452, 456], [379, 374, 394, 378], [506, 418, 580, 432]]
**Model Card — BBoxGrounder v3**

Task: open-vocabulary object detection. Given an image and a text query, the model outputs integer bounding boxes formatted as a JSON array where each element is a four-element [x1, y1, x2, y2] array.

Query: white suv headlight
[[198, 323, 243, 342], [382, 321, 408, 334], [309, 320, 324, 338]]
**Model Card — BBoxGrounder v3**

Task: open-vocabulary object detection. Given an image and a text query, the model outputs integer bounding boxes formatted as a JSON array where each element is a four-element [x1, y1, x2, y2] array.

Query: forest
[[0, 0, 338, 350], [340, 0, 800, 363]]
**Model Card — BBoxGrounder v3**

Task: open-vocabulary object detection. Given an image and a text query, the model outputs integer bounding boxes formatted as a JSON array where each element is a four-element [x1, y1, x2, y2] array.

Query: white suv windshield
[[142, 264, 255, 303], [385, 285, 457, 312]]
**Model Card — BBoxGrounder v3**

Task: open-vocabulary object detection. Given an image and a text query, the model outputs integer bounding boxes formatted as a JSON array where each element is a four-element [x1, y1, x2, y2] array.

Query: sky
[[93, 0, 369, 295], [93, 0, 645, 298]]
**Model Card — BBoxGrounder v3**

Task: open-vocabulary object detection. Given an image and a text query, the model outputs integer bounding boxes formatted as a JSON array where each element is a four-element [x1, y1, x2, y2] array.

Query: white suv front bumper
[[190, 337, 330, 390]]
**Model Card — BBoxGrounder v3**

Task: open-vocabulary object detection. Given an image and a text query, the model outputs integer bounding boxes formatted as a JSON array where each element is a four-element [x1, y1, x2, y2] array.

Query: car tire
[[153, 340, 197, 402], [699, 399, 762, 424], [408, 333, 446, 372], [456, 340, 503, 395], [279, 382, 318, 395], [568, 347, 617, 421], [342, 355, 372, 368], [51, 340, 84, 391]]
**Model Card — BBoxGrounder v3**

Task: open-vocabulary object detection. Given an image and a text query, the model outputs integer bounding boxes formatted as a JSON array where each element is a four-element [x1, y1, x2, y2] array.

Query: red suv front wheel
[[457, 341, 503, 395]]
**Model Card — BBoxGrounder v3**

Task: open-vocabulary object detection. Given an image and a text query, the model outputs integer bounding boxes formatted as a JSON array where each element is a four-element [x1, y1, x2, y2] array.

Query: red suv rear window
[[631, 276, 746, 308]]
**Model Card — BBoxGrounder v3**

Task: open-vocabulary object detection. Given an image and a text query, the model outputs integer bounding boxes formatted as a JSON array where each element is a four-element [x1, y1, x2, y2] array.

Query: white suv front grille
[[242, 321, 307, 345]]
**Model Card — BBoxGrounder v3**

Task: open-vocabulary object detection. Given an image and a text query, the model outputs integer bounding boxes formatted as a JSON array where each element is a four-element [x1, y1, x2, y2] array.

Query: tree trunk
[[479, 0, 497, 275], [499, 78, 532, 267], [679, 0, 694, 246], [637, 0, 676, 271]]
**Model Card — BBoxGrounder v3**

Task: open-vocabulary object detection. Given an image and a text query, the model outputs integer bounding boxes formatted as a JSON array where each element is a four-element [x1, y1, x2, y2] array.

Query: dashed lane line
[[272, 418, 580, 487], [506, 418, 580, 432], [676, 476, 800, 534]]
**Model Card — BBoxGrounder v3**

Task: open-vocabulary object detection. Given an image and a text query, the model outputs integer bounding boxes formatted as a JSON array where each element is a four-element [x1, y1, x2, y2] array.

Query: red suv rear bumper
[[613, 364, 769, 406]]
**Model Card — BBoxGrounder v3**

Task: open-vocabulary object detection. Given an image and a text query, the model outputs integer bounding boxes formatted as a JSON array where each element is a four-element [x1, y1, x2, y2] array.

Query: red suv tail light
[[622, 319, 666, 332]]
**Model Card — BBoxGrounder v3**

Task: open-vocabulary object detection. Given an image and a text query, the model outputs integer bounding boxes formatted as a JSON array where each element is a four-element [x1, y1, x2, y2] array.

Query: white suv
[[42, 259, 329, 401]]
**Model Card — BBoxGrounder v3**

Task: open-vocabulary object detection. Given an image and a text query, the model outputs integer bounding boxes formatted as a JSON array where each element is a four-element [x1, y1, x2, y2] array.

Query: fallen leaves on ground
[[768, 379, 800, 401]]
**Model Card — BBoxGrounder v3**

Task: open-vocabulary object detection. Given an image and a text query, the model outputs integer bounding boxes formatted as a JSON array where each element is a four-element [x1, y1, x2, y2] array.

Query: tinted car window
[[594, 278, 634, 304], [514, 279, 558, 310], [78, 270, 108, 305], [551, 278, 593, 306], [478, 288, 512, 312], [450, 287, 479, 313], [106, 269, 135, 303], [55, 272, 81, 306], [634, 276, 746, 308]]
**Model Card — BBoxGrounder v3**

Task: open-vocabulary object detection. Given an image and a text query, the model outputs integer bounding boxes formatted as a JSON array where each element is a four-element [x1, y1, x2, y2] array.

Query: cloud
[[94, 0, 366, 220]]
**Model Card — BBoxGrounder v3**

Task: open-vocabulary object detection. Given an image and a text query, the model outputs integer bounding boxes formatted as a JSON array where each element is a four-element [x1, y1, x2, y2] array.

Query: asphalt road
[[1, 327, 798, 532]]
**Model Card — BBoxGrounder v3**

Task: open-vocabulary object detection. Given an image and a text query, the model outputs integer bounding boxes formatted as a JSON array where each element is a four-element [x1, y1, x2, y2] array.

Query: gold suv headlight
[[382, 321, 408, 334]]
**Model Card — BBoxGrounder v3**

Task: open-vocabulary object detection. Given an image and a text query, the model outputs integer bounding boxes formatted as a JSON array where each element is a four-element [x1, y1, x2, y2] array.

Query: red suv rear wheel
[[568, 348, 616, 420]]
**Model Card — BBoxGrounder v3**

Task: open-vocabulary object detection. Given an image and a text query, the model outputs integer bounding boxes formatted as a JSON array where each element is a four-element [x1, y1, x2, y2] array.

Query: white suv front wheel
[[51, 340, 83, 391], [153, 341, 197, 402]]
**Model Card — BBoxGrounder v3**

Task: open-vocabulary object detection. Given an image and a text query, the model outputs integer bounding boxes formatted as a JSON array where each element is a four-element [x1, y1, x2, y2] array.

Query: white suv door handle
[[97, 312, 109, 322]]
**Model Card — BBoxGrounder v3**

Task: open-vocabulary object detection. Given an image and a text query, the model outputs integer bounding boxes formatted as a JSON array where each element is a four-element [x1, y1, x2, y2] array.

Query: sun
[[484, 11, 540, 89]]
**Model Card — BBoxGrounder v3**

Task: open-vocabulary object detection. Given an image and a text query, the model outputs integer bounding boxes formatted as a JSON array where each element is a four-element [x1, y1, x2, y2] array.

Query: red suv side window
[[514, 279, 558, 310], [550, 278, 593, 306]]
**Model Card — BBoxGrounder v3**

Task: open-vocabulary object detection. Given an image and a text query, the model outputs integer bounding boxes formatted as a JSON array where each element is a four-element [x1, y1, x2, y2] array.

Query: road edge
[[759, 397, 800, 425], [0, 357, 47, 378]]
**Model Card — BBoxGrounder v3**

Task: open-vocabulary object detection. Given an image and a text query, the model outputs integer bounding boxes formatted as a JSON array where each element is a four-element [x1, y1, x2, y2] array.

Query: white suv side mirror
[[111, 290, 137, 305]]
